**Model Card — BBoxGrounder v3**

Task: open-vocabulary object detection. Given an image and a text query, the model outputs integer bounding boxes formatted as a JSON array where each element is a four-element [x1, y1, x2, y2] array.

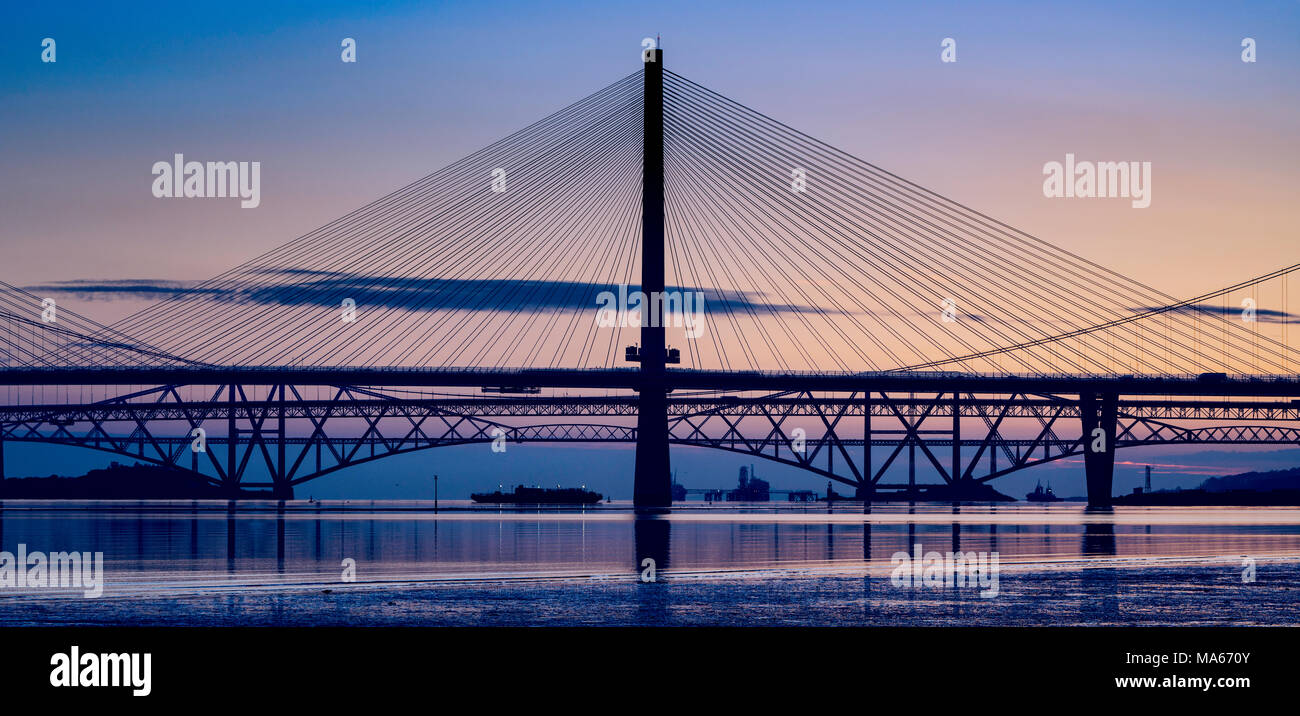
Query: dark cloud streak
[[1130, 304, 1298, 323], [25, 271, 823, 315]]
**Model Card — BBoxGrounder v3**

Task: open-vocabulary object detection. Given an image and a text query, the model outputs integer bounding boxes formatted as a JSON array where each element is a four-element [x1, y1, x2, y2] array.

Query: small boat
[[471, 485, 603, 505]]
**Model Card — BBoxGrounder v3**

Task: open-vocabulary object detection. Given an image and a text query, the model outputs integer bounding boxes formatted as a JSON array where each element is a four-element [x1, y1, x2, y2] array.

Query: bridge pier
[[634, 389, 672, 511], [272, 384, 292, 501], [855, 482, 874, 502], [857, 393, 872, 501], [221, 478, 242, 500], [1079, 391, 1118, 509], [226, 383, 239, 499]]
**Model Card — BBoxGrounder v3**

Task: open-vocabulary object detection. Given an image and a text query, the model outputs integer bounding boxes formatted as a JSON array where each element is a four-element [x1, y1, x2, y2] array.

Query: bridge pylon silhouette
[[634, 46, 672, 512]]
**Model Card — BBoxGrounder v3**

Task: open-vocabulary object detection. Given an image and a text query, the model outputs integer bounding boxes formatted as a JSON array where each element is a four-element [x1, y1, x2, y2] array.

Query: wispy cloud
[[25, 270, 824, 315], [1130, 304, 1298, 324], [22, 279, 218, 301]]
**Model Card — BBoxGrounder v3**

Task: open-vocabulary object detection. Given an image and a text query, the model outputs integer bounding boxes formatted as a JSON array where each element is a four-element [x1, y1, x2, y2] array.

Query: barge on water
[[471, 485, 603, 505]]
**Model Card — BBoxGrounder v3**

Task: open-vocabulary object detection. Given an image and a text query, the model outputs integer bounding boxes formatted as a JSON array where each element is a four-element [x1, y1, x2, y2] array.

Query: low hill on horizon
[[1199, 466, 1300, 493], [1, 461, 274, 499]]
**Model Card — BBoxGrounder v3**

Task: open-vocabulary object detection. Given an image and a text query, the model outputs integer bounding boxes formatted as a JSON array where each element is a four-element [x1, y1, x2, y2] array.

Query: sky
[[1, 0, 1298, 496]]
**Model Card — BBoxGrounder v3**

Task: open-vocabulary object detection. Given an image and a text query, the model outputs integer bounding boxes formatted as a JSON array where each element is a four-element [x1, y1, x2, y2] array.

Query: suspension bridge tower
[[633, 44, 673, 512]]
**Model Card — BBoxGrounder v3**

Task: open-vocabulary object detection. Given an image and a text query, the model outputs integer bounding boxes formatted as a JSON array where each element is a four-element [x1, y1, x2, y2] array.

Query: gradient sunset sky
[[4, 0, 1297, 308], [1, 0, 1297, 496]]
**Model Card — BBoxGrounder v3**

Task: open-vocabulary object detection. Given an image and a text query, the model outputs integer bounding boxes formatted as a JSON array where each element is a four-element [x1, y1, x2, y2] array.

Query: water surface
[[1, 500, 1296, 626]]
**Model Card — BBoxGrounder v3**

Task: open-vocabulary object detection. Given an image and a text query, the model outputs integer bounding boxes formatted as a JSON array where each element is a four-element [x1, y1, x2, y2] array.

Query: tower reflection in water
[[634, 517, 671, 576], [634, 516, 671, 623], [1081, 519, 1119, 621]]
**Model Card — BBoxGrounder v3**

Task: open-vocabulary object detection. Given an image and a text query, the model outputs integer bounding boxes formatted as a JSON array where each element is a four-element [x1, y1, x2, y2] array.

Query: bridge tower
[[1079, 391, 1118, 509], [633, 45, 673, 512]]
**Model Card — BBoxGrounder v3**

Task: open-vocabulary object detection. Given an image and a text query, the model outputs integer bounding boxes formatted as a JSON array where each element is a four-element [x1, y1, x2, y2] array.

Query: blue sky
[[4, 0, 1296, 289]]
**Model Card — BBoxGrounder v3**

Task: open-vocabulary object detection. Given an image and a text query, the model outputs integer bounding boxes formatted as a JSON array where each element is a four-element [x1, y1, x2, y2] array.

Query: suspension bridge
[[1, 47, 1297, 510]]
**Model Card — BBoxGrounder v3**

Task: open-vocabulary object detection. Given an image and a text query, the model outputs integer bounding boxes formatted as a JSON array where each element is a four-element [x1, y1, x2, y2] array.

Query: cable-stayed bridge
[[2, 48, 1297, 509]]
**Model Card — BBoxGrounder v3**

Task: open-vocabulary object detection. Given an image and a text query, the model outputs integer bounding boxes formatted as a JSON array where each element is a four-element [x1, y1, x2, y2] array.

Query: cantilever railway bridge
[[2, 47, 1297, 509]]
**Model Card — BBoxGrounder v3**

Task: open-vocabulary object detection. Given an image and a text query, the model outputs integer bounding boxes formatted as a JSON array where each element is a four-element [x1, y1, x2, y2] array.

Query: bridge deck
[[1, 367, 1298, 397]]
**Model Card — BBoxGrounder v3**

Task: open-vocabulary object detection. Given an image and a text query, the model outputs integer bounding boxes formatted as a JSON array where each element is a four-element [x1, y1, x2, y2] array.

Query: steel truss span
[[2, 381, 1297, 502]]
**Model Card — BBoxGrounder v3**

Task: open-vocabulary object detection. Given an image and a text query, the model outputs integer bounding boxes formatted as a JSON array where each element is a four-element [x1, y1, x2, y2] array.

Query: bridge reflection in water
[[0, 501, 1297, 626]]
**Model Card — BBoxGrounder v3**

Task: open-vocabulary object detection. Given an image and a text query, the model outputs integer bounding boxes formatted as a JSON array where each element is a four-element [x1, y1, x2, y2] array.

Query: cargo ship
[[471, 485, 603, 504], [1025, 482, 1062, 502]]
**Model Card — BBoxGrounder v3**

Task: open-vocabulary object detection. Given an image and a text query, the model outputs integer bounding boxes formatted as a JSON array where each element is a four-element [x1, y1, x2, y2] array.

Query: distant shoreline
[[1113, 489, 1300, 507], [0, 462, 274, 500]]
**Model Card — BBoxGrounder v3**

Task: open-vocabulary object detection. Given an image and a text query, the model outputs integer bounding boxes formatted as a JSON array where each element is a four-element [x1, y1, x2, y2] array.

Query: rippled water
[[2, 500, 1298, 625]]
